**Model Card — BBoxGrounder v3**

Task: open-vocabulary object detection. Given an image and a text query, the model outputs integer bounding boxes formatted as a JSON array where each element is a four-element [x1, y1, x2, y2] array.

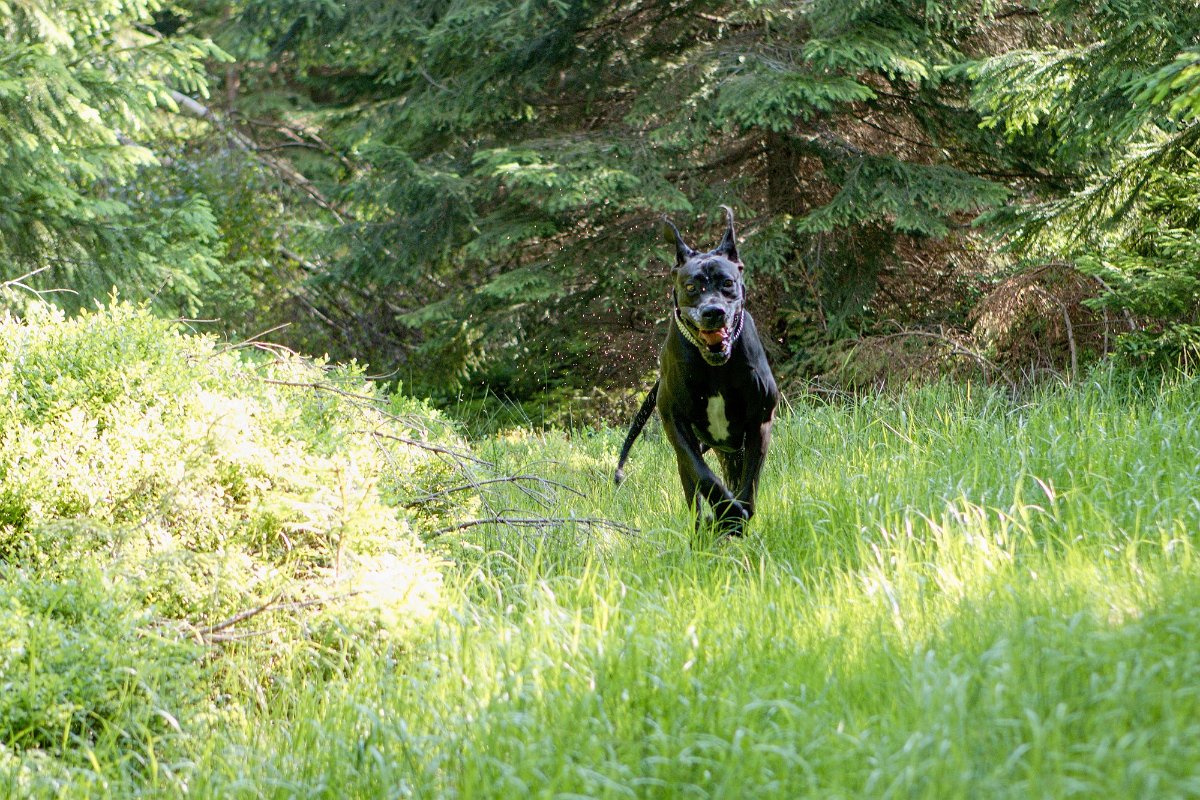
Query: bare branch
[[192, 593, 360, 643], [429, 516, 639, 538], [404, 474, 584, 509], [364, 429, 496, 467], [196, 594, 283, 636], [169, 90, 351, 223], [253, 369, 631, 542], [1, 265, 77, 298]]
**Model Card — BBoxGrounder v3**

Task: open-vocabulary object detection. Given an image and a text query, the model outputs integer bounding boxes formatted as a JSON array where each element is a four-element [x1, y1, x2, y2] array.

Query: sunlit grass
[[169, 373, 1200, 798], [12, 372, 1200, 797]]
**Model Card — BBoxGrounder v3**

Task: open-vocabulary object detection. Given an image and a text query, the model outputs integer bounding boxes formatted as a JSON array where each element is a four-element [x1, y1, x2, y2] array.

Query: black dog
[[615, 207, 778, 536]]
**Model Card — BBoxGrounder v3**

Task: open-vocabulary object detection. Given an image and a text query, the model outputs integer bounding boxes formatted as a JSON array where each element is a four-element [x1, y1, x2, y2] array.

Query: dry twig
[[191, 593, 358, 644], [429, 515, 639, 538]]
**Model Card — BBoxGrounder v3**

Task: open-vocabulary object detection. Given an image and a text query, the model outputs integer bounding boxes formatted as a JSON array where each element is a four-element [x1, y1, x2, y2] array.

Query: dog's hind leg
[[676, 463, 704, 530], [704, 452, 746, 537], [733, 420, 773, 522], [716, 450, 744, 491]]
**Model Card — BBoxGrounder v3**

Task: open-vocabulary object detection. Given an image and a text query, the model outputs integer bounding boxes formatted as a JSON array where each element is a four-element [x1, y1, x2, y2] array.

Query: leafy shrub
[[0, 563, 199, 761], [0, 299, 456, 578], [0, 298, 461, 777]]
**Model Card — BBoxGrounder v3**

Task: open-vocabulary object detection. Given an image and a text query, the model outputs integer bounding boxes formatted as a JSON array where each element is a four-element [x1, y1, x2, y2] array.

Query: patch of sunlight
[[332, 550, 447, 636], [927, 499, 1019, 601]]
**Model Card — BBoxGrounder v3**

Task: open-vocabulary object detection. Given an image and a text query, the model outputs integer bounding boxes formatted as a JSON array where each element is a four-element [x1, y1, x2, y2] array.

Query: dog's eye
[[723, 279, 735, 288], [685, 283, 696, 293]]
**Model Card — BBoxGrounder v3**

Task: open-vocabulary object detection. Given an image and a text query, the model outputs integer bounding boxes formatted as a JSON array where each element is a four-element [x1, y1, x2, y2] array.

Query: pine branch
[[169, 90, 352, 223]]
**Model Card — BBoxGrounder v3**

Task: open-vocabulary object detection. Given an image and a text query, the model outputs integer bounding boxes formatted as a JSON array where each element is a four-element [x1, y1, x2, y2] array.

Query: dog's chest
[[704, 394, 732, 446]]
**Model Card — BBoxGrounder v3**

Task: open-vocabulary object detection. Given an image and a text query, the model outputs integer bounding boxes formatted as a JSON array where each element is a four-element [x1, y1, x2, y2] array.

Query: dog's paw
[[715, 499, 749, 523], [710, 499, 749, 538]]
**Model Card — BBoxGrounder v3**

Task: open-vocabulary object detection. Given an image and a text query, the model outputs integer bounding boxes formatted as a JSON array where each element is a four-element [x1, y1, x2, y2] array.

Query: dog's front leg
[[661, 414, 747, 528], [675, 456, 703, 529], [735, 420, 774, 521]]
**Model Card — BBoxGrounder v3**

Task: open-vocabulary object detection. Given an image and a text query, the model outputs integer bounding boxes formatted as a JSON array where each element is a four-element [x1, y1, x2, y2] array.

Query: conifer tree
[[14, 0, 1196, 392], [194, 0, 1019, 396], [0, 0, 227, 314], [967, 0, 1200, 365]]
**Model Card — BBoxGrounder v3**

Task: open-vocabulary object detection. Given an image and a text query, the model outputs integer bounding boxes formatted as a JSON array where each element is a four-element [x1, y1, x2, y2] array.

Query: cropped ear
[[714, 205, 740, 268], [663, 217, 695, 267]]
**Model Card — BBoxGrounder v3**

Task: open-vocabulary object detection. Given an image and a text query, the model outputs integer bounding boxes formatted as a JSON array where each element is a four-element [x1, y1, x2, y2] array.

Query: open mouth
[[697, 326, 730, 351], [674, 306, 739, 364]]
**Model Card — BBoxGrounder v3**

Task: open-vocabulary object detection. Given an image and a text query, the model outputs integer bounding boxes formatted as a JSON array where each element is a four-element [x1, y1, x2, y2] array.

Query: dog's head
[[665, 206, 745, 366]]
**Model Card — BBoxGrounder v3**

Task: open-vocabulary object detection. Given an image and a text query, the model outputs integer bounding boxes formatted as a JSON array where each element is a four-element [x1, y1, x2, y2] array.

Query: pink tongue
[[699, 327, 726, 346]]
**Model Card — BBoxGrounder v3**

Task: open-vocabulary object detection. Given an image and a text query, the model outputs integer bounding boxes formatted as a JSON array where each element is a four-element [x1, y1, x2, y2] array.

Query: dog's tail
[[614, 380, 659, 486]]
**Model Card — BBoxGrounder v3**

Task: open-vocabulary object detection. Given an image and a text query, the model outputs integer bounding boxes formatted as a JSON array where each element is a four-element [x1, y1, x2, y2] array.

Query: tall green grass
[[176, 374, 1200, 798], [9, 370, 1200, 797]]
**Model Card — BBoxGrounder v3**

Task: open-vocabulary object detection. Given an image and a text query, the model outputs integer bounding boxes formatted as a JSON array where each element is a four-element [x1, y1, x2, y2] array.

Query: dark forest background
[[6, 0, 1200, 420]]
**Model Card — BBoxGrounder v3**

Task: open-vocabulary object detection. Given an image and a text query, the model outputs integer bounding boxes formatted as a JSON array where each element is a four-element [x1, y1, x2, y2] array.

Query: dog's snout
[[699, 305, 727, 327]]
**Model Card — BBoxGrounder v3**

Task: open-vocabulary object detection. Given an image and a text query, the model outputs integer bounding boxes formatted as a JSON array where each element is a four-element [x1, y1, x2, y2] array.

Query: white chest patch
[[706, 394, 730, 443]]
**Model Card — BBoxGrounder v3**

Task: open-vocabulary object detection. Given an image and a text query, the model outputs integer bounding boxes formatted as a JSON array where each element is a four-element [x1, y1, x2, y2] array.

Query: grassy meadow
[[3, 306, 1200, 797], [203, 378, 1200, 799]]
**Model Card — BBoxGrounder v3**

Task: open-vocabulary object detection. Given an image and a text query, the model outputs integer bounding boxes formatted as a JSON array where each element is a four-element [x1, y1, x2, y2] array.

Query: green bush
[[0, 300, 455, 604], [0, 563, 199, 761], [0, 298, 460, 784]]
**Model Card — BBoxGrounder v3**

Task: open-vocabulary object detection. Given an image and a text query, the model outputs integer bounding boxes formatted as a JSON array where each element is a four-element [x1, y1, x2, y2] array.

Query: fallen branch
[[0, 265, 77, 298], [253, 374, 440, 434], [365, 429, 495, 467], [255, 367, 616, 539], [429, 515, 639, 538], [206, 323, 294, 358], [255, 375, 383, 405], [405, 474, 584, 509], [196, 594, 282, 637], [192, 593, 358, 643]]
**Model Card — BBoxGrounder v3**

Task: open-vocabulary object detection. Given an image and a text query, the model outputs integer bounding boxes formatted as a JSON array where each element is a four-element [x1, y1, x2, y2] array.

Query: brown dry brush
[[813, 261, 1133, 392], [970, 262, 1130, 380]]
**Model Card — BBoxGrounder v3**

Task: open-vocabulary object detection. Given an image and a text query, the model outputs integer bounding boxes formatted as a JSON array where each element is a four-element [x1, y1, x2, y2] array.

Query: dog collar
[[673, 305, 744, 366]]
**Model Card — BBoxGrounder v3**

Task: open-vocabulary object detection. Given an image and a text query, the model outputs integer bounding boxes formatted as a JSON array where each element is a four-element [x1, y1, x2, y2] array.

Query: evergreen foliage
[[178, 0, 1017, 398], [5, 0, 1200, 400], [968, 0, 1200, 365], [0, 1, 235, 313]]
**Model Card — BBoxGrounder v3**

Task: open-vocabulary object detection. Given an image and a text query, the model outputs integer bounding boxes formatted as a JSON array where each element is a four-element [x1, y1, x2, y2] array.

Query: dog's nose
[[699, 306, 727, 327]]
